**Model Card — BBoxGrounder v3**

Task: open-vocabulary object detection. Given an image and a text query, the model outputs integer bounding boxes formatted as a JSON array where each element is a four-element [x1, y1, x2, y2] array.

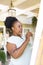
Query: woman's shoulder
[[7, 36, 17, 43], [7, 36, 15, 40], [7, 35, 25, 47], [7, 35, 22, 43]]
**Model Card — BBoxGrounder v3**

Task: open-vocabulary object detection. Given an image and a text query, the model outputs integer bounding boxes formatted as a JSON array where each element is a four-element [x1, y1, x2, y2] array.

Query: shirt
[[7, 35, 32, 65]]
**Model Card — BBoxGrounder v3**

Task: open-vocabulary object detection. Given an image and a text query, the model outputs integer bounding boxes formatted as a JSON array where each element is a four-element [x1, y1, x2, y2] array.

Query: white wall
[[16, 16, 32, 24]]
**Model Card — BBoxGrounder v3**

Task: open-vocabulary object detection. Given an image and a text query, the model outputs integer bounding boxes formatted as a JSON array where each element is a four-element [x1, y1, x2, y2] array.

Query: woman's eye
[[18, 25, 20, 28], [18, 24, 22, 28]]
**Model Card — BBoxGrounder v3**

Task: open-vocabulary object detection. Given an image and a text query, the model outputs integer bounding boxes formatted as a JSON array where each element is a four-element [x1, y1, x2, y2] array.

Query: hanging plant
[[32, 16, 37, 27], [0, 50, 6, 64]]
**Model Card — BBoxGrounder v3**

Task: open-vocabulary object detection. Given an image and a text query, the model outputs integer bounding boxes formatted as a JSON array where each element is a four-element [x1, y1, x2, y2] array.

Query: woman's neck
[[13, 32, 21, 38]]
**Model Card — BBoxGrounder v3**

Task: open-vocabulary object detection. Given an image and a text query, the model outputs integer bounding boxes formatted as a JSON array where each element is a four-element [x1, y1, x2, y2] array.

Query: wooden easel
[[35, 31, 43, 65]]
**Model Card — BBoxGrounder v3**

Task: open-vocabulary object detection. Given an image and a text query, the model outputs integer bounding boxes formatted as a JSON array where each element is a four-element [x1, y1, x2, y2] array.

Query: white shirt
[[7, 35, 32, 65]]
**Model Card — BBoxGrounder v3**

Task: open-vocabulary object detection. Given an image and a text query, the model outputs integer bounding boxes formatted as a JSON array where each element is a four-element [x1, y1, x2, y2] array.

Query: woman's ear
[[11, 27, 14, 31]]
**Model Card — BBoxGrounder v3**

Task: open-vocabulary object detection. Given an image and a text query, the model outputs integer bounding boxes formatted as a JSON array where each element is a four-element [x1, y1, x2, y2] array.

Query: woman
[[4, 17, 32, 65]]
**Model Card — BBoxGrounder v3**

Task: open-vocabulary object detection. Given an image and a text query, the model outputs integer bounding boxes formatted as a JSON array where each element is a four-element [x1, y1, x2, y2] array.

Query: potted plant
[[32, 16, 37, 27], [0, 50, 6, 65]]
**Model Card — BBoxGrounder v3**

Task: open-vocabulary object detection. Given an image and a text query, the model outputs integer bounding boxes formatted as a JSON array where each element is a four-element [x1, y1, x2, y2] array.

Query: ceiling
[[0, 0, 40, 9], [31, 8, 39, 16], [15, 0, 40, 9], [0, 0, 41, 21]]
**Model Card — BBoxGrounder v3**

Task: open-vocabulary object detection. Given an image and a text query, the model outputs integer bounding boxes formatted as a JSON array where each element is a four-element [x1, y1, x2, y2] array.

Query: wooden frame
[[29, 0, 43, 64]]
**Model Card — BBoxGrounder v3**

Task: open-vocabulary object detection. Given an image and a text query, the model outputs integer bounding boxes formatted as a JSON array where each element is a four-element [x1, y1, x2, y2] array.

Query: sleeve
[[7, 36, 25, 48], [6, 36, 19, 48], [7, 37, 14, 43]]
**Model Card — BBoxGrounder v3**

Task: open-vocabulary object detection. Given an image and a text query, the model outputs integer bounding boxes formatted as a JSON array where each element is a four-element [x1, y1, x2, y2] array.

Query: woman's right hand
[[26, 32, 33, 41]]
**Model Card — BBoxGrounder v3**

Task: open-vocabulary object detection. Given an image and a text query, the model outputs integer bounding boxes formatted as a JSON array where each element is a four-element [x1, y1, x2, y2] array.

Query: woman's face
[[12, 21, 23, 37]]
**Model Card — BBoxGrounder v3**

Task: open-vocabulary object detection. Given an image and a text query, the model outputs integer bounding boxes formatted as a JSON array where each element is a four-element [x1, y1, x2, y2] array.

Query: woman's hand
[[26, 32, 33, 41]]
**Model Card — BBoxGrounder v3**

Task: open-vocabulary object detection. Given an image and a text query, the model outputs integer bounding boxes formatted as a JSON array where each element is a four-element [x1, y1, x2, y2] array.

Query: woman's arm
[[6, 39, 29, 59]]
